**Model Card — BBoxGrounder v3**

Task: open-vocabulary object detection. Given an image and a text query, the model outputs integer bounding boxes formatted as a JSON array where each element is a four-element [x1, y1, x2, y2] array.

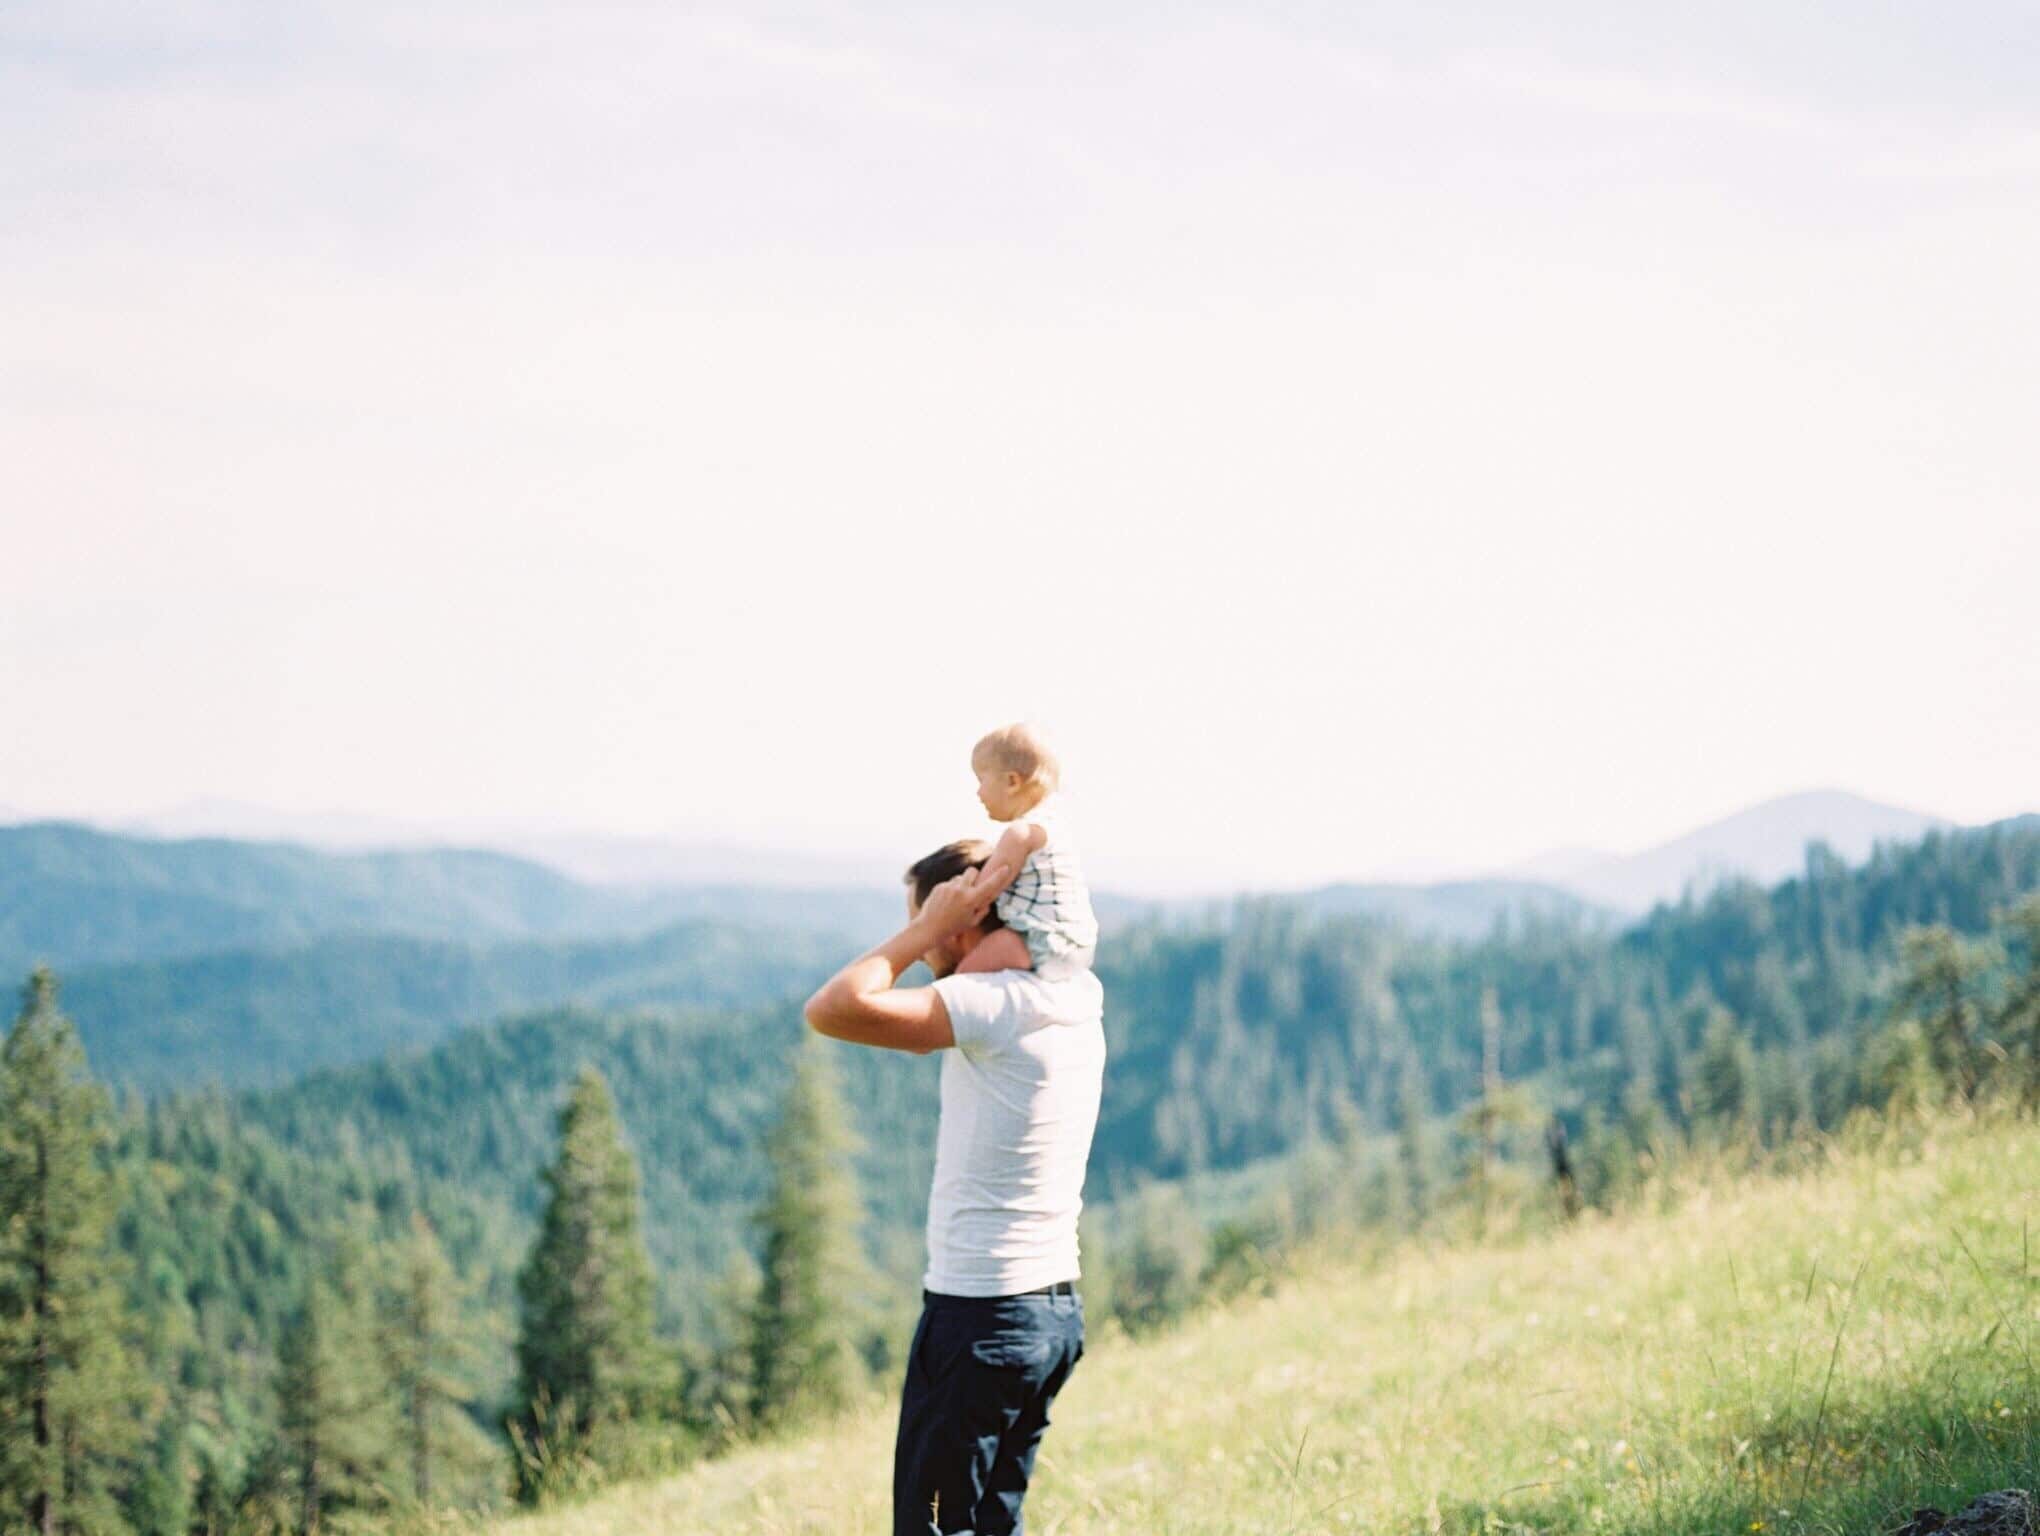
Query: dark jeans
[[893, 1286, 1086, 1535]]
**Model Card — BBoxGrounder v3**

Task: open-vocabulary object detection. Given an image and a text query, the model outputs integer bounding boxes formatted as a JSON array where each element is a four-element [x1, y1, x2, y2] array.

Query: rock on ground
[[1895, 1490, 2036, 1536]]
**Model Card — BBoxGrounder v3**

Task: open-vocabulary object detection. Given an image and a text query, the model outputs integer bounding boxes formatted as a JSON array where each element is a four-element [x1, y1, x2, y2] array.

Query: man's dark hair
[[904, 839, 1004, 930]]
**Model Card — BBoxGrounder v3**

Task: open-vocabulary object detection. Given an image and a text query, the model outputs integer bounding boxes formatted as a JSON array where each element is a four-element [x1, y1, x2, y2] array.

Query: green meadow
[[474, 1118, 2036, 1536]]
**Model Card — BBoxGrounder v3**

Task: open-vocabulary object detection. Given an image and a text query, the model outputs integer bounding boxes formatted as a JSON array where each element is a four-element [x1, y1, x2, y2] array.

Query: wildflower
[[1751, 1522, 1766, 1531]]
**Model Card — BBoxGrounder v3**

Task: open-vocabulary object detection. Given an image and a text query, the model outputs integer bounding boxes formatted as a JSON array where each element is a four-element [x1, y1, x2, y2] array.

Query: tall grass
[[448, 1114, 2035, 1536]]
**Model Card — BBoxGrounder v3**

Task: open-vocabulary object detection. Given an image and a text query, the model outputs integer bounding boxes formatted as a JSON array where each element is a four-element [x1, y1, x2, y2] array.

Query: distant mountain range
[[113, 798, 908, 890], [1286, 878, 1607, 936], [0, 821, 902, 979], [1498, 789, 1953, 913], [0, 790, 1979, 980], [0, 788, 2003, 1102]]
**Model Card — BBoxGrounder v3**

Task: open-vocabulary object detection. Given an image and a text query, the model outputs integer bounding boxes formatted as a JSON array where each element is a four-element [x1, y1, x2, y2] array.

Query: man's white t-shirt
[[924, 967, 1107, 1297]]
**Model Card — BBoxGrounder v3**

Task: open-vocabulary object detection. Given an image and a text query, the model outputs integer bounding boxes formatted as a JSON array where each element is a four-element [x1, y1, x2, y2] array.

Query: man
[[804, 838, 1107, 1536]]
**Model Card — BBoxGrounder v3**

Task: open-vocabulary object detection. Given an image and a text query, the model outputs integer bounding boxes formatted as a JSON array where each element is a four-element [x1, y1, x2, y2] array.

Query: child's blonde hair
[[972, 722, 1062, 793]]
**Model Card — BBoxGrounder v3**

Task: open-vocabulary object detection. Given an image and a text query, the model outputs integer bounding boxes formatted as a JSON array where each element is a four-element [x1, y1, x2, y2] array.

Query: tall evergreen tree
[[1108, 1183, 1207, 1333], [1863, 1018, 1939, 1117], [1392, 1059, 1435, 1228], [273, 1238, 399, 1535], [1691, 1009, 1758, 1139], [0, 969, 147, 1536], [385, 1210, 497, 1510], [1894, 925, 1996, 1100], [1998, 896, 2040, 1108], [1455, 990, 1537, 1233], [512, 1068, 658, 1461], [746, 1041, 869, 1429], [128, 1412, 190, 1536], [1578, 1106, 1642, 1210]]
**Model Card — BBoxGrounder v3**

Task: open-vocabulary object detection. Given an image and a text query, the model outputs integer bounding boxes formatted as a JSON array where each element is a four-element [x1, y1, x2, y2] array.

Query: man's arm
[[801, 869, 1004, 1055]]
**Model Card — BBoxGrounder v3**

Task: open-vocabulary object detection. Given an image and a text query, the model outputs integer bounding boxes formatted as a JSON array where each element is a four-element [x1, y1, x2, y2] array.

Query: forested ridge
[[5, 815, 2038, 1531], [60, 922, 853, 1092], [0, 820, 899, 978]]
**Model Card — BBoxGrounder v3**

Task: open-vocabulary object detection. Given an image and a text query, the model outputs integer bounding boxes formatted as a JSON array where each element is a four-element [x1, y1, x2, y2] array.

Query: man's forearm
[[805, 917, 941, 1029], [803, 869, 986, 1051], [828, 923, 935, 1001]]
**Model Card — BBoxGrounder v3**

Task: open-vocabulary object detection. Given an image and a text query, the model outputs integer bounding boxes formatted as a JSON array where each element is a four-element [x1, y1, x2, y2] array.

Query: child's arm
[[969, 821, 1048, 910]]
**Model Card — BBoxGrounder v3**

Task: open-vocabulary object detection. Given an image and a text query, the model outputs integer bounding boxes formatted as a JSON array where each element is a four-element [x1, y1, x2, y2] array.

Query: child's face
[[973, 757, 1030, 821]]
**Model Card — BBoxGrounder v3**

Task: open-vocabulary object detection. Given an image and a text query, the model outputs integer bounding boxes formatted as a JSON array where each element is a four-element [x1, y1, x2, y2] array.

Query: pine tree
[[512, 1067, 658, 1468], [1691, 1008, 1758, 1140], [385, 1210, 497, 1510], [1109, 1183, 1206, 1333], [0, 969, 148, 1536], [1755, 1047, 1813, 1143], [1863, 1018, 1939, 1118], [1578, 1106, 1638, 1211], [1544, 1118, 1582, 1220], [1471, 988, 1502, 1234], [1894, 925, 1996, 1101], [1999, 896, 2040, 1109], [128, 1412, 191, 1536], [274, 1238, 400, 1535], [1454, 990, 1539, 1236], [1392, 1059, 1435, 1228], [746, 1040, 870, 1429]]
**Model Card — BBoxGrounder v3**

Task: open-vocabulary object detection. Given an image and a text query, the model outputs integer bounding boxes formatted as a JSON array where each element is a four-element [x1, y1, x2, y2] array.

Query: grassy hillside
[[478, 1119, 2038, 1536]]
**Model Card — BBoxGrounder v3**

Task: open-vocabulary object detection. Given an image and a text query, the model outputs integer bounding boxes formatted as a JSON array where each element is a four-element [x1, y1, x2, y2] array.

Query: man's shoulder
[[934, 966, 1102, 1027]]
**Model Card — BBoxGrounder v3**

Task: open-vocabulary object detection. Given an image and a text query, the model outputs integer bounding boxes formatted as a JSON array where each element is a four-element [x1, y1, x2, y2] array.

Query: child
[[957, 722, 1099, 978]]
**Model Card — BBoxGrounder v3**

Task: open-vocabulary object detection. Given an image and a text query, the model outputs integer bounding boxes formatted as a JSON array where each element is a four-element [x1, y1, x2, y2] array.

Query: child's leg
[[1033, 944, 1096, 981], [956, 928, 1035, 974]]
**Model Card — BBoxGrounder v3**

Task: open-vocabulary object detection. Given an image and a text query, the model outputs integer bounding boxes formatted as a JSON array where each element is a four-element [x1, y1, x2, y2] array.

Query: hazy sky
[[5, 1, 2036, 891]]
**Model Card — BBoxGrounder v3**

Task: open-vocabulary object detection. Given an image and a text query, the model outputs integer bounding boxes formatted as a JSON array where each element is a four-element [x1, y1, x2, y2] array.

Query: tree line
[[0, 969, 899, 1531]]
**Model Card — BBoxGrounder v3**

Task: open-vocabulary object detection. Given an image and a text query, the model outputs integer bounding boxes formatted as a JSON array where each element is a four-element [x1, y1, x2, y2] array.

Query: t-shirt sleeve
[[932, 973, 1020, 1055]]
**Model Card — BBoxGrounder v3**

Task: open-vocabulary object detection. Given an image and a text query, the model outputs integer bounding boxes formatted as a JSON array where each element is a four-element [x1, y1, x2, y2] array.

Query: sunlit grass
[[464, 1118, 2038, 1535]]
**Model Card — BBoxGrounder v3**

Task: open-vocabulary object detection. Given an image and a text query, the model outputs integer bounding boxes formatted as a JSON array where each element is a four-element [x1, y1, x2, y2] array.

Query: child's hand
[[967, 859, 1014, 914]]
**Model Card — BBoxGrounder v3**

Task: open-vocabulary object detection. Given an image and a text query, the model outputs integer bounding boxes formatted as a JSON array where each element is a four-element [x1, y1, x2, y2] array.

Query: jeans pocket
[[969, 1326, 1058, 1373]]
